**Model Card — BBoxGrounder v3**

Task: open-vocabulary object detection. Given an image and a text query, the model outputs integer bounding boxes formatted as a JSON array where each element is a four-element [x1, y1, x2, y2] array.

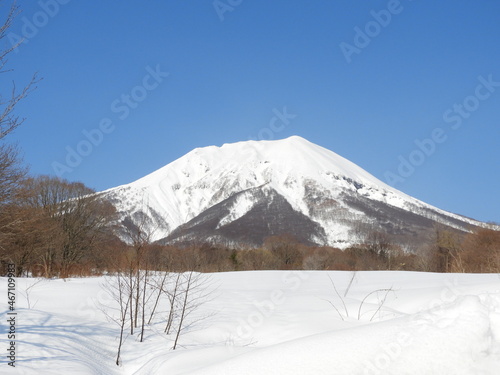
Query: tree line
[[3, 196, 499, 276]]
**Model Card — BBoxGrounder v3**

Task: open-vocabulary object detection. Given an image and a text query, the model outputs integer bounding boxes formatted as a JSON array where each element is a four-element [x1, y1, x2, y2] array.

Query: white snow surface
[[102, 136, 489, 245], [2, 271, 500, 374]]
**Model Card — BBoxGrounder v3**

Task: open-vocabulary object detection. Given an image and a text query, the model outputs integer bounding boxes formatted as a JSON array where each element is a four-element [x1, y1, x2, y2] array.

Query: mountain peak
[[276, 134, 310, 143], [102, 136, 487, 248]]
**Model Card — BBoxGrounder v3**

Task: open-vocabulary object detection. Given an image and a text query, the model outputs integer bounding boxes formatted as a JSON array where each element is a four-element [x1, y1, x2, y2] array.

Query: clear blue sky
[[4, 0, 500, 223]]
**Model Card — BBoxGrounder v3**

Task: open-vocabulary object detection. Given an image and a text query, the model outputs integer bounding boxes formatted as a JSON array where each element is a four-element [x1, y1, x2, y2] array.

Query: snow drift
[[2, 271, 499, 374]]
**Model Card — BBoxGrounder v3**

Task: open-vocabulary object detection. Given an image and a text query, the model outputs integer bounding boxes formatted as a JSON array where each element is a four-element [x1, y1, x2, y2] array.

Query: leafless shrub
[[324, 273, 395, 322]]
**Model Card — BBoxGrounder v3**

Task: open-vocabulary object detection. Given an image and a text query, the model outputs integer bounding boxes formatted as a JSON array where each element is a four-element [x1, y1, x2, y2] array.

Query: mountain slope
[[101, 136, 491, 248]]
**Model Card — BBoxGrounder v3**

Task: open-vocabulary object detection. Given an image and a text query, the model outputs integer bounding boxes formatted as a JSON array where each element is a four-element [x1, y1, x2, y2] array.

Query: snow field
[[1, 271, 499, 374]]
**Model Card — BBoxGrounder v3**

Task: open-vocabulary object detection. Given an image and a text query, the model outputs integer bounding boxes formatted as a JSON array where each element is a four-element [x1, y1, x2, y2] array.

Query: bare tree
[[264, 234, 303, 269], [14, 176, 116, 277], [139, 268, 157, 343], [164, 272, 182, 335], [0, 144, 26, 207], [0, 1, 39, 141], [171, 271, 215, 350], [461, 229, 500, 273], [0, 1, 38, 263], [172, 271, 193, 350], [432, 227, 461, 273], [147, 271, 170, 325], [121, 197, 158, 333], [101, 274, 132, 366]]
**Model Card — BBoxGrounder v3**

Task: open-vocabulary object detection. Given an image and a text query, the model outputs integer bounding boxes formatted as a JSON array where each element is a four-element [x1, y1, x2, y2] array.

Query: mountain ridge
[[101, 136, 494, 249]]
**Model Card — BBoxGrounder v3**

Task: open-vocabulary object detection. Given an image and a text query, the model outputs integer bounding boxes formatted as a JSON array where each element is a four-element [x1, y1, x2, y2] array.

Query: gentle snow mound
[[188, 295, 498, 375]]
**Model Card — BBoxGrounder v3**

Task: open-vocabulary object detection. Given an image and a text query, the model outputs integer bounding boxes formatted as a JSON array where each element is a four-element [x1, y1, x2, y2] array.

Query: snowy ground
[[1, 271, 500, 374]]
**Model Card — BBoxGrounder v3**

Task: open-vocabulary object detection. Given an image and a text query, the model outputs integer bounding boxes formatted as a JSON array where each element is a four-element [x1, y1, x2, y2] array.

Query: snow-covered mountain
[[101, 136, 490, 249]]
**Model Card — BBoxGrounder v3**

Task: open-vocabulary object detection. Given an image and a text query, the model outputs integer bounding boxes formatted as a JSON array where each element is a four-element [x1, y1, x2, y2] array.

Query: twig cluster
[[324, 272, 395, 322]]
